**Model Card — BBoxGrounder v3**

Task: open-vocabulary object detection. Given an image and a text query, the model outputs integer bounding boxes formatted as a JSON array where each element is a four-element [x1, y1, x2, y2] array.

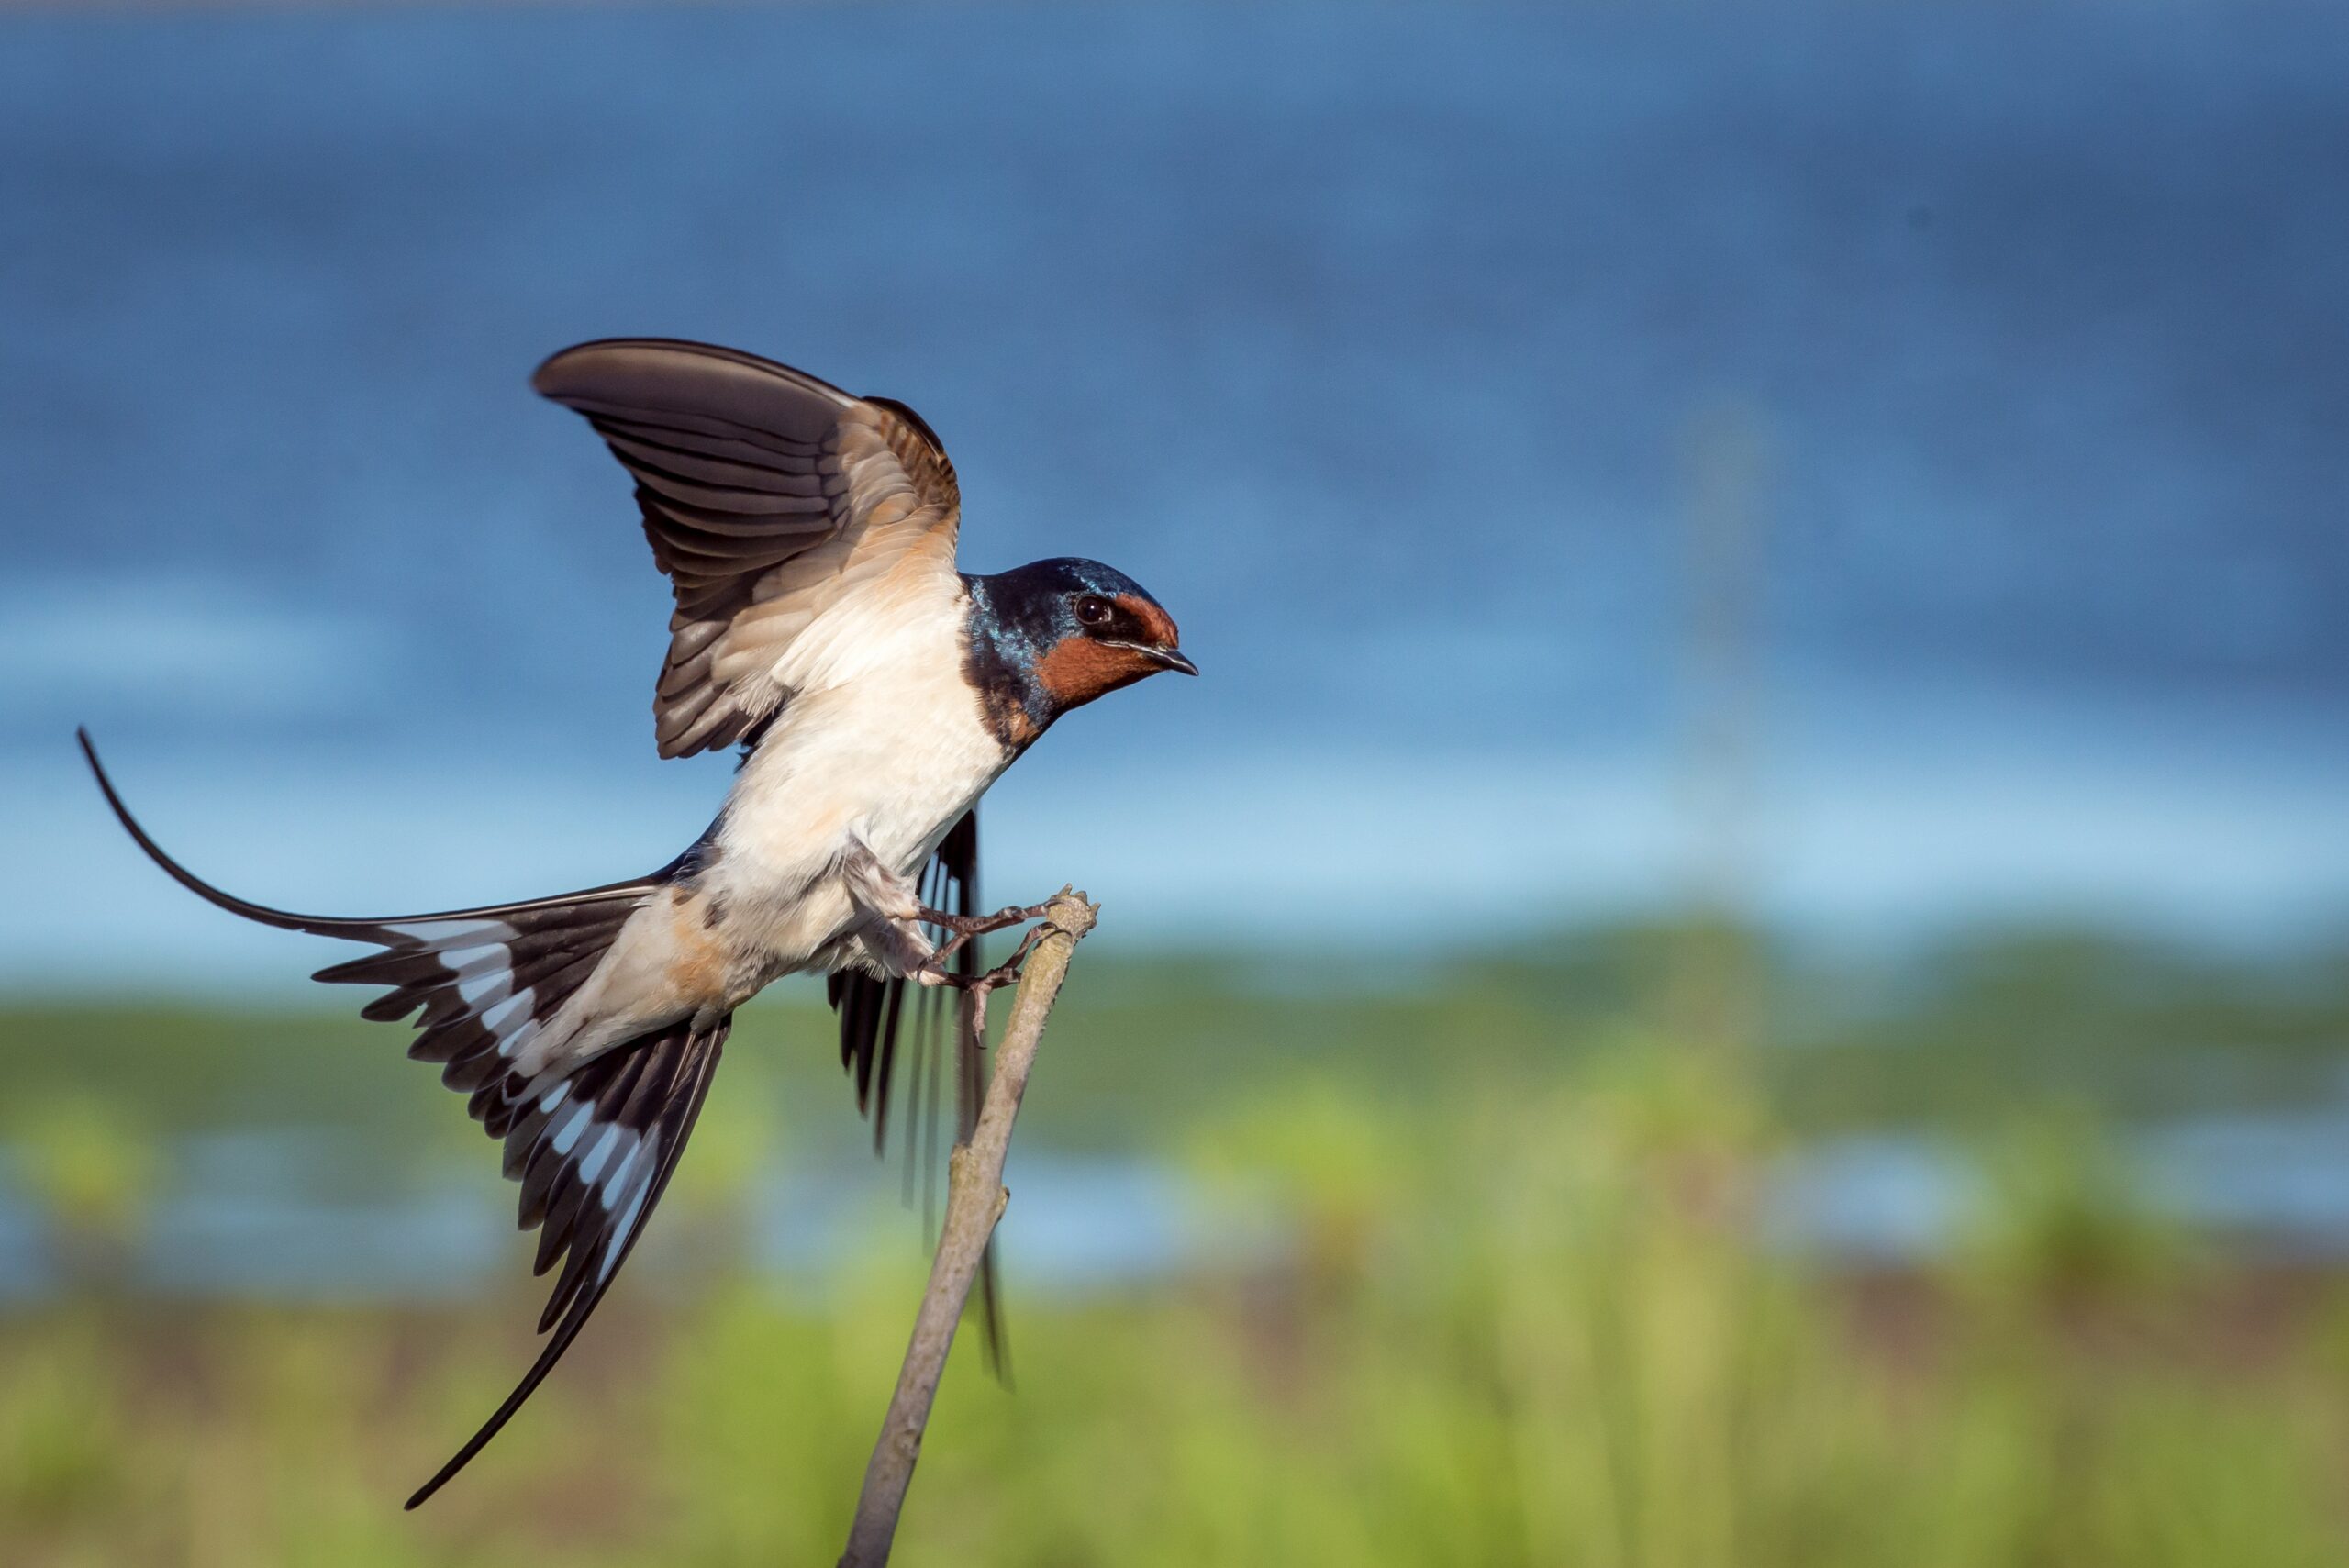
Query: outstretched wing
[[532, 338, 962, 758], [827, 808, 1008, 1373]]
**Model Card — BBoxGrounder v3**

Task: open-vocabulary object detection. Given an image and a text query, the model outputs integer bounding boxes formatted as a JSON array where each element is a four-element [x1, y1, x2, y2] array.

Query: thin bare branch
[[837, 889, 1099, 1568]]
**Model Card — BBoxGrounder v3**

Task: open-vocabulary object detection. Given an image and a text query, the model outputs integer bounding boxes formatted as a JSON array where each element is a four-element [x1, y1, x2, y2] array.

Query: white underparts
[[493, 569, 1010, 1084]]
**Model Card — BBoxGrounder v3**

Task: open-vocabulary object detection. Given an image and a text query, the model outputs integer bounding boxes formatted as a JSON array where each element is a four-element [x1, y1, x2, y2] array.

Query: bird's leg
[[839, 835, 938, 977], [840, 837, 1055, 992]]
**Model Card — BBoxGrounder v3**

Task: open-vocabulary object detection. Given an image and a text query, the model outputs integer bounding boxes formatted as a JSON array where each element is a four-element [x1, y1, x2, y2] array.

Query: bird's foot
[[913, 917, 1059, 997], [918, 901, 1053, 940], [917, 901, 1054, 967]]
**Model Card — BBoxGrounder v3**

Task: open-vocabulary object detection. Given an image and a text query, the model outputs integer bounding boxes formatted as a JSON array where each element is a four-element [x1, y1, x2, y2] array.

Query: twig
[[837, 888, 1099, 1568]]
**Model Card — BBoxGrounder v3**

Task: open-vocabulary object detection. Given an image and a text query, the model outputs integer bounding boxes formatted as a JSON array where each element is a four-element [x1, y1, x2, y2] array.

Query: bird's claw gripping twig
[[916, 917, 1060, 999], [918, 901, 1054, 968], [919, 899, 1052, 940]]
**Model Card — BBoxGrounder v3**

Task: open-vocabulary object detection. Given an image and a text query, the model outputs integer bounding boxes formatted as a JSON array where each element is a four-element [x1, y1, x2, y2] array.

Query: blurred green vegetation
[[7, 921, 2346, 1152], [2, 923, 2348, 1563]]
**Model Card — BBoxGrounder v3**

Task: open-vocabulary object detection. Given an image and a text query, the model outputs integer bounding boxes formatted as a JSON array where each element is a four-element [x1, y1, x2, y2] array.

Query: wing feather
[[533, 338, 962, 758]]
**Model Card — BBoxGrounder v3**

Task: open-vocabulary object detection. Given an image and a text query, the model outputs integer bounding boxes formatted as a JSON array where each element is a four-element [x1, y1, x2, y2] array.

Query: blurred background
[[5, 3, 2349, 1563]]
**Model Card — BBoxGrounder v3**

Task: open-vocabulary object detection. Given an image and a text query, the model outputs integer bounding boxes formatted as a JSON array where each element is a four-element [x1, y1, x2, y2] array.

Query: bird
[[77, 337, 1195, 1507]]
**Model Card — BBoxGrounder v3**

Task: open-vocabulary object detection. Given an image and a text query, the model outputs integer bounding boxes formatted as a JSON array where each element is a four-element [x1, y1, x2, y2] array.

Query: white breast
[[705, 579, 1008, 971]]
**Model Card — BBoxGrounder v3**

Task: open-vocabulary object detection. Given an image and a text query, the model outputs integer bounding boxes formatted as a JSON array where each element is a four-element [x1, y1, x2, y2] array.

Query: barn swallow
[[77, 338, 1194, 1507]]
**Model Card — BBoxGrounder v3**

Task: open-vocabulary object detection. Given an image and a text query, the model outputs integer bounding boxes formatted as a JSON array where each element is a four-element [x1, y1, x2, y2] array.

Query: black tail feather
[[406, 1016, 729, 1509], [78, 728, 651, 934], [827, 809, 1010, 1378], [77, 729, 727, 1507]]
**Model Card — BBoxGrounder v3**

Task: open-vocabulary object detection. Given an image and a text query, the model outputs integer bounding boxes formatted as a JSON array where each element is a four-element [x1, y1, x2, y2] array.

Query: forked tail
[[78, 729, 727, 1506]]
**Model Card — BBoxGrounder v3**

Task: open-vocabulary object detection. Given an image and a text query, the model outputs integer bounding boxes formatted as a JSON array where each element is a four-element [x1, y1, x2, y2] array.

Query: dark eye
[[1074, 594, 1114, 627]]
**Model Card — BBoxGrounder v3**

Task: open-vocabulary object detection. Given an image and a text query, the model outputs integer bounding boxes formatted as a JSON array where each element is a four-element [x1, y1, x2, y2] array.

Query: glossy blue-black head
[[963, 557, 1195, 743]]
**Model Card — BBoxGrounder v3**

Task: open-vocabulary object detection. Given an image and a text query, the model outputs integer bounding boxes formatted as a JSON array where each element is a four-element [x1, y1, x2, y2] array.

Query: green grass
[[3, 924, 2348, 1563], [6, 1051, 2349, 1565]]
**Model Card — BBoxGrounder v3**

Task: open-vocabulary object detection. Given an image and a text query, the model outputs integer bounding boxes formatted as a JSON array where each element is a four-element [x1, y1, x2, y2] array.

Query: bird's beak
[[1107, 639, 1197, 676]]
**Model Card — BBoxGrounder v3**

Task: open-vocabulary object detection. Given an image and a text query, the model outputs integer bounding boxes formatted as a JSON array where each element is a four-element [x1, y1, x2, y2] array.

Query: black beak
[[1104, 638, 1193, 675], [1106, 638, 1197, 676]]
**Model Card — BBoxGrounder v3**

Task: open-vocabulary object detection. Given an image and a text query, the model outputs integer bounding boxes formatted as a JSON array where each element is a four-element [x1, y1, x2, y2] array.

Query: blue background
[[4, 3, 2344, 983]]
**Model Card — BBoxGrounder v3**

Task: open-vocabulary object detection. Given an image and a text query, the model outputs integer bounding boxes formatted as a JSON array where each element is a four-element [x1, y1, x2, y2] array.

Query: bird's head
[[965, 557, 1196, 742]]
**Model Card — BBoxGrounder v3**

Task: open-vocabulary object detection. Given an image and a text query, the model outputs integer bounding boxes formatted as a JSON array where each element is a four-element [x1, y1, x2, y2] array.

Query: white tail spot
[[601, 1177, 654, 1281], [600, 1142, 647, 1209], [577, 1125, 624, 1183], [480, 988, 536, 1043], [551, 1102, 595, 1156]]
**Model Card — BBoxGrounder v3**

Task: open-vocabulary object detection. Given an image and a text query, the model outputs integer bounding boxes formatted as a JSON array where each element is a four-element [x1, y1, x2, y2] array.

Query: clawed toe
[[916, 919, 1061, 997], [917, 901, 1052, 939], [916, 898, 1057, 971]]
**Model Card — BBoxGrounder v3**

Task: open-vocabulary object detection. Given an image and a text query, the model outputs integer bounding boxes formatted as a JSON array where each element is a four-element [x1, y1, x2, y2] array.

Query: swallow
[[78, 338, 1195, 1507]]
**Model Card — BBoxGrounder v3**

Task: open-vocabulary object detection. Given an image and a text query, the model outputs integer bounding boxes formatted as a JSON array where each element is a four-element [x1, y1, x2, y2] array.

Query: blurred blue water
[[3, 3, 2346, 983], [14, 1107, 2349, 1304]]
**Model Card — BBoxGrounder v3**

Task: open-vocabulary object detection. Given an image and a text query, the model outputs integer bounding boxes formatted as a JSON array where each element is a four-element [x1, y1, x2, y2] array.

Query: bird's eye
[[1074, 595, 1114, 627]]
